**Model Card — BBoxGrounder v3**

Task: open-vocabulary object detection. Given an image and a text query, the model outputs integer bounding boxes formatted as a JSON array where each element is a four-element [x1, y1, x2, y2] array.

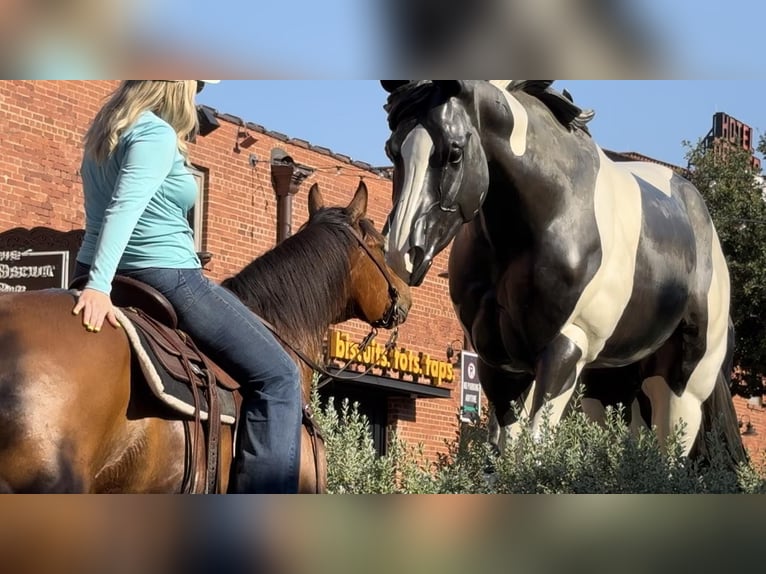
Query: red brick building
[[0, 80, 466, 463], [1, 81, 762, 464]]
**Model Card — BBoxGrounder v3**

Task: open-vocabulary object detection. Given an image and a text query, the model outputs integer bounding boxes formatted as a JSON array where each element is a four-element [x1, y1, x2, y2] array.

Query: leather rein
[[255, 222, 402, 384]]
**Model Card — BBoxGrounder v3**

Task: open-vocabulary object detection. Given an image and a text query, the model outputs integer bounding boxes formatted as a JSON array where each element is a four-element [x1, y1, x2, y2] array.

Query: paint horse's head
[[381, 80, 490, 286]]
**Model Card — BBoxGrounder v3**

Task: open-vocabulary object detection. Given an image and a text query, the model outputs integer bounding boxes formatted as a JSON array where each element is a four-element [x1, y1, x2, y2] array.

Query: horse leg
[[486, 389, 526, 456], [665, 236, 730, 456], [530, 329, 588, 434], [640, 251, 729, 456], [297, 424, 327, 494], [581, 364, 644, 429], [478, 359, 533, 457]]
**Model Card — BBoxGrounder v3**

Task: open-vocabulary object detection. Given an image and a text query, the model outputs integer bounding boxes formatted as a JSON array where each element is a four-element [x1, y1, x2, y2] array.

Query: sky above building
[[142, 0, 763, 78], [197, 81, 766, 169]]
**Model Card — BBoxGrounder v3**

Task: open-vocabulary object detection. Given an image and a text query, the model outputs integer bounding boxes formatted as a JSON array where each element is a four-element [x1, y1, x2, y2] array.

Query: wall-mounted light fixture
[[739, 415, 756, 436], [197, 106, 220, 137], [446, 338, 463, 364], [198, 251, 213, 269], [234, 125, 257, 153]]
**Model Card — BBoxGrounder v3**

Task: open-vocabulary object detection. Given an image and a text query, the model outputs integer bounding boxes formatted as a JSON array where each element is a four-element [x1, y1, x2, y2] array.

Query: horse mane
[[383, 80, 442, 130], [384, 80, 595, 136], [508, 80, 595, 136], [221, 208, 358, 342]]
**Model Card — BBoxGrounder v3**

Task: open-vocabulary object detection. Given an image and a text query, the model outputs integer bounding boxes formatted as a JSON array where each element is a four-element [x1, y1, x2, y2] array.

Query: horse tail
[[0, 477, 13, 493], [691, 318, 747, 467]]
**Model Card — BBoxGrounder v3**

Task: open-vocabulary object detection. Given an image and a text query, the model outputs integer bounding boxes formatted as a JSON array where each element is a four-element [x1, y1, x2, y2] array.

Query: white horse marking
[[620, 161, 675, 198], [490, 82, 529, 157], [387, 125, 434, 279], [560, 148, 643, 361]]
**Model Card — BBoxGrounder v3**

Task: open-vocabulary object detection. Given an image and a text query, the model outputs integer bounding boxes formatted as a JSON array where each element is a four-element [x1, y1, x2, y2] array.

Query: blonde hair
[[84, 80, 199, 163]]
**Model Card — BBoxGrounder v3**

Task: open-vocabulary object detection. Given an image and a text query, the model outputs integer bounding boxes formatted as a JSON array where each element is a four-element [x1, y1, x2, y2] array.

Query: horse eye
[[448, 144, 464, 164]]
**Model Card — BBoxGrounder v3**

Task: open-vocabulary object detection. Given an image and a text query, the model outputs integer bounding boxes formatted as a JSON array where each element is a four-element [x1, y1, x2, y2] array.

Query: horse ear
[[308, 183, 324, 217], [434, 80, 470, 98], [347, 181, 368, 222], [381, 81, 409, 93]]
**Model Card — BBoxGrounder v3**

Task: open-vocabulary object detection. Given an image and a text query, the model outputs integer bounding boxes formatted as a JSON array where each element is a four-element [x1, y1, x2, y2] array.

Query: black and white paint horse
[[380, 80, 734, 457]]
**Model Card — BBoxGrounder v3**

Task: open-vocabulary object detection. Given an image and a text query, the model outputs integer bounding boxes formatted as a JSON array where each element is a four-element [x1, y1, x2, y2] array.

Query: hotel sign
[[327, 329, 455, 386]]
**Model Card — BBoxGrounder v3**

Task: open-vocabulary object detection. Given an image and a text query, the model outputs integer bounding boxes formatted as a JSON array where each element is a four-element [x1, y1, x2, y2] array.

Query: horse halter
[[255, 221, 402, 388], [345, 223, 402, 330]]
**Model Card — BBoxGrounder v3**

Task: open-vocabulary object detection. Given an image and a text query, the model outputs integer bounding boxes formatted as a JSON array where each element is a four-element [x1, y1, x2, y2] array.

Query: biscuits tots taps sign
[[460, 350, 482, 423], [0, 250, 70, 292], [327, 329, 455, 386]]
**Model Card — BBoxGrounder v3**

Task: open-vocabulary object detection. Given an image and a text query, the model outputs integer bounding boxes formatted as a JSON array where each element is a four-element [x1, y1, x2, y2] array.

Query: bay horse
[[0, 181, 411, 492], [380, 80, 739, 459]]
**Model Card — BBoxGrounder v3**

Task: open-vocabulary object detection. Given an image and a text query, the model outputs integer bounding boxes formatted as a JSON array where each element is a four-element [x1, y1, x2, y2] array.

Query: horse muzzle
[[373, 290, 411, 329], [385, 242, 433, 287], [407, 245, 433, 287]]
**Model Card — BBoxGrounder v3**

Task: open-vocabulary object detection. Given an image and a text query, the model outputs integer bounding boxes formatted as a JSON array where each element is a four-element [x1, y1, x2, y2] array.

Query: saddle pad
[[114, 307, 237, 425]]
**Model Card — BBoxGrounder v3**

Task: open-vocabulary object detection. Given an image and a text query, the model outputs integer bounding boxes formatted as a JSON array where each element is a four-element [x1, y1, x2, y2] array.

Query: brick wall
[[0, 81, 113, 232], [0, 80, 465, 462], [733, 396, 766, 466], [7, 81, 758, 469]]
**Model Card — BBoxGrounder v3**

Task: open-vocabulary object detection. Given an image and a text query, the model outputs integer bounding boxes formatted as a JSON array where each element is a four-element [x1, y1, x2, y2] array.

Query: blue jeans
[[76, 263, 302, 494]]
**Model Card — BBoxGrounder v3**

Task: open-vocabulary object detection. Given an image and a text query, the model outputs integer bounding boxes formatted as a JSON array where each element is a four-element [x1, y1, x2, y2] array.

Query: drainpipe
[[270, 148, 314, 244]]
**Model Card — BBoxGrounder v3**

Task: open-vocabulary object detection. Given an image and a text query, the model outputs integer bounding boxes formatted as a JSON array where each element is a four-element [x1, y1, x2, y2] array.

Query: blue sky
[[197, 81, 766, 169], [146, 0, 765, 78]]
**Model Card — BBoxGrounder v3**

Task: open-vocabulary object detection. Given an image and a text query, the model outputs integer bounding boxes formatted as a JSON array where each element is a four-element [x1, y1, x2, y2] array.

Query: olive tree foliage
[[685, 135, 766, 398]]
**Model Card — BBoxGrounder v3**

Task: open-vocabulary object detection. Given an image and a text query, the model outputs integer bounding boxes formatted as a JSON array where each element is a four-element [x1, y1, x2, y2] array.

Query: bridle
[[346, 223, 402, 330], [250, 220, 404, 492], [256, 221, 403, 383]]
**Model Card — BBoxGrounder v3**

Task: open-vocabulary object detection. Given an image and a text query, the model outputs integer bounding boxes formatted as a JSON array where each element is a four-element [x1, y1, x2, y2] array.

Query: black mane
[[221, 208, 359, 341], [508, 80, 595, 136], [384, 80, 595, 136], [384, 80, 449, 131]]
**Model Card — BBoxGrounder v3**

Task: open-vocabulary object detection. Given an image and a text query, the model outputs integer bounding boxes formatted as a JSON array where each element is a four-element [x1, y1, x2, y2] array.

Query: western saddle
[[70, 273, 241, 493], [70, 267, 327, 494]]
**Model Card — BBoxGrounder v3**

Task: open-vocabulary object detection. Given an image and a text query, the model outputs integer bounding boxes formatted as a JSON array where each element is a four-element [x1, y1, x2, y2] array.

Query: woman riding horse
[[71, 80, 307, 493], [0, 177, 410, 491], [380, 80, 735, 459]]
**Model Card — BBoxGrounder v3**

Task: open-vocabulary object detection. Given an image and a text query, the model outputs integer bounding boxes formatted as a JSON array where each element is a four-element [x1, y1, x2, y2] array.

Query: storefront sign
[[0, 250, 69, 292], [460, 350, 482, 423], [327, 329, 455, 386]]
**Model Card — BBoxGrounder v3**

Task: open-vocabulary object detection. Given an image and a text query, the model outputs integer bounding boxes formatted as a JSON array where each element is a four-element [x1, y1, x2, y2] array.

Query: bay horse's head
[[381, 80, 490, 286], [307, 181, 412, 329]]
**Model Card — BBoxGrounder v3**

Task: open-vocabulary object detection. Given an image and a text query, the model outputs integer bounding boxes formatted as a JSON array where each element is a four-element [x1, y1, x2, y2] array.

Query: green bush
[[311, 386, 766, 494]]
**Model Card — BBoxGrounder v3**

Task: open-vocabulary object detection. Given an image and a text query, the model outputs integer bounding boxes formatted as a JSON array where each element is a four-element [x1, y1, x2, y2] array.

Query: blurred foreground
[[0, 0, 759, 77], [1, 491, 765, 574], [1, 399, 765, 573]]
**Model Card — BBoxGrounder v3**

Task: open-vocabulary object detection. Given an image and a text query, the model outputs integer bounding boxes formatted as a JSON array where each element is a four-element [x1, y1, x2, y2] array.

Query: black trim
[[319, 367, 452, 399]]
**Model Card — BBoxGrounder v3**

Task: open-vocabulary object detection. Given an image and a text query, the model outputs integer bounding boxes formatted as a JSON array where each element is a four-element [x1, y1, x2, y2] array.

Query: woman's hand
[[72, 288, 121, 333]]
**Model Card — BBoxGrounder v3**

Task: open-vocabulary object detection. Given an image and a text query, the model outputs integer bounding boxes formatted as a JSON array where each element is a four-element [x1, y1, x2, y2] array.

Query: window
[[187, 165, 206, 251], [318, 385, 390, 457]]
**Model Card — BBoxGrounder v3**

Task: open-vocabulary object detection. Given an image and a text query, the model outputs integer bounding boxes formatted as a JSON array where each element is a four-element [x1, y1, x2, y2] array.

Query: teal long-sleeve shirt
[[76, 111, 201, 294]]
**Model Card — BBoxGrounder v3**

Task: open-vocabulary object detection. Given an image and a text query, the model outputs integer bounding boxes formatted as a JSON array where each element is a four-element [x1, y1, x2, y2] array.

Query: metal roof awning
[[318, 367, 452, 399]]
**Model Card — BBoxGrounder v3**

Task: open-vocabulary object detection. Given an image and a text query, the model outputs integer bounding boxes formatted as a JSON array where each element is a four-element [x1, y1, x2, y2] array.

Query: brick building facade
[[1, 80, 762, 465], [0, 80, 466, 463]]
